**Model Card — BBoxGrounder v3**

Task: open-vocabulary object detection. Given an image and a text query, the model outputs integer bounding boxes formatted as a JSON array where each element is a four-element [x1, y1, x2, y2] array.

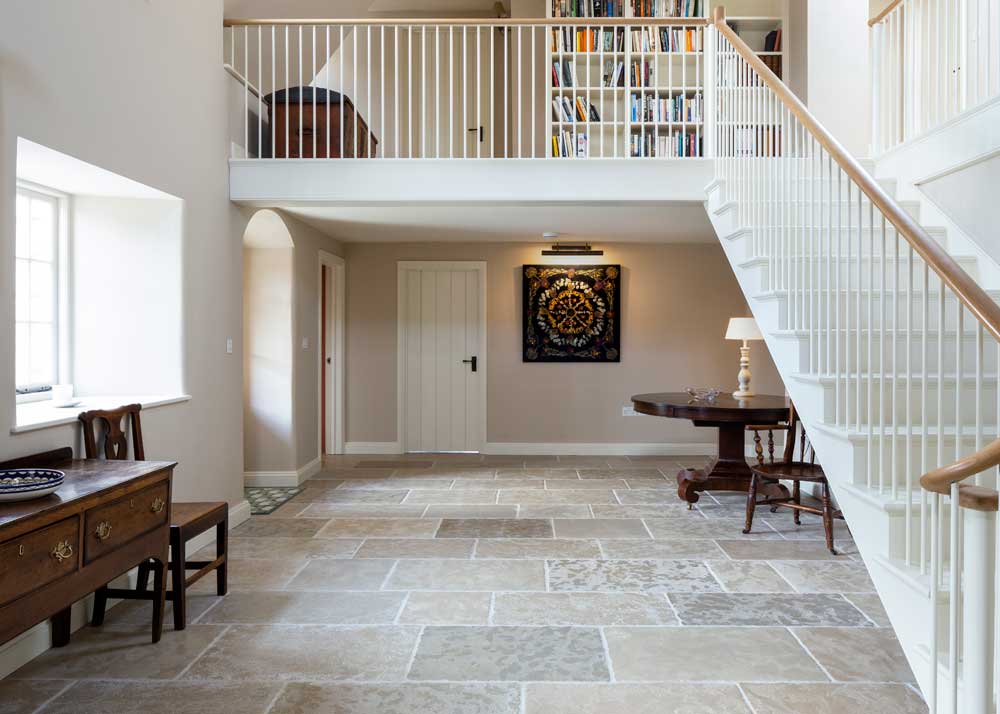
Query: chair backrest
[[78, 404, 145, 461], [749, 403, 815, 466]]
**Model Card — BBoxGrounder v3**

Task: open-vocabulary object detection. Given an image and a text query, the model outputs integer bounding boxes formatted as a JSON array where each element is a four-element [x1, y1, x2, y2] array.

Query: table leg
[[50, 607, 71, 648]]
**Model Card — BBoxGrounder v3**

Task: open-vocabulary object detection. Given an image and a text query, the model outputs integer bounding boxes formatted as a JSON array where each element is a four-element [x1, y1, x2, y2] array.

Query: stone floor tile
[[189, 558, 307, 593], [268, 501, 309, 517], [760, 517, 854, 541], [495, 468, 575, 478], [436, 518, 553, 538], [316, 518, 441, 538], [354, 538, 475, 559], [613, 490, 680, 504], [740, 683, 928, 713], [38, 681, 281, 714], [397, 592, 492, 625], [546, 559, 721, 593], [544, 479, 629, 489], [408, 626, 610, 682], [577, 468, 666, 479], [844, 593, 892, 626], [643, 518, 782, 540], [0, 680, 69, 714], [517, 505, 593, 518], [599, 539, 726, 560], [231, 518, 329, 538], [422, 505, 519, 519], [336, 478, 455, 490], [293, 489, 410, 504], [474, 538, 602, 560], [493, 592, 677, 626], [498, 490, 617, 504], [183, 625, 420, 681], [402, 490, 500, 504], [296, 504, 428, 519], [197, 591, 405, 625], [770, 561, 876, 593], [716, 540, 845, 560], [670, 593, 871, 627], [471, 479, 545, 489], [706, 561, 796, 593], [605, 627, 826, 682], [104, 594, 221, 629], [387, 559, 546, 591], [269, 683, 521, 714], [284, 559, 396, 591], [696, 504, 755, 519], [793, 628, 916, 683], [620, 479, 675, 490], [525, 683, 751, 714], [192, 536, 362, 561], [590, 504, 696, 518], [10, 625, 226, 680], [552, 519, 650, 539]]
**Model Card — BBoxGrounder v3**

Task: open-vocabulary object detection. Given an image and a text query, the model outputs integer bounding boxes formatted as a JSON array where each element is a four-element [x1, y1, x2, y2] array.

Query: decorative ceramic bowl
[[0, 469, 65, 502]]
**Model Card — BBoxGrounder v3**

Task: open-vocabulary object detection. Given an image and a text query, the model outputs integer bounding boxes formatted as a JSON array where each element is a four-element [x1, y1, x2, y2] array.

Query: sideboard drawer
[[84, 482, 169, 564], [0, 516, 80, 607]]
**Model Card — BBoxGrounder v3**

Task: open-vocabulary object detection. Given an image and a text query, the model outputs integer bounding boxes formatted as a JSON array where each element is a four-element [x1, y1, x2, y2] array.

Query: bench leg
[[51, 607, 72, 647], [169, 528, 187, 631], [91, 585, 109, 626], [216, 514, 228, 597], [151, 557, 166, 644]]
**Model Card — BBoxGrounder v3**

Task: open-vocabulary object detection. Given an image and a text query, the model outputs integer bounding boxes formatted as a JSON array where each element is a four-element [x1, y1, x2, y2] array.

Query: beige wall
[[1, 0, 245, 505], [344, 241, 784, 447]]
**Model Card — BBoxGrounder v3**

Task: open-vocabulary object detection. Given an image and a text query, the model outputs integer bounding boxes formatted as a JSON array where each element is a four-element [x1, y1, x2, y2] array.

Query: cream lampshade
[[726, 317, 763, 399]]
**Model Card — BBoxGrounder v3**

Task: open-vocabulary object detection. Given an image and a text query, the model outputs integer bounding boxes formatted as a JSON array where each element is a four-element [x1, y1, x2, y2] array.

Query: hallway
[[2, 455, 925, 713]]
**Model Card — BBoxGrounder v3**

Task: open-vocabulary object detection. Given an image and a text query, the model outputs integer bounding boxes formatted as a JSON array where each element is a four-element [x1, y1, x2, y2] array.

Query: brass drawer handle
[[95, 521, 113, 541], [18, 544, 25, 557], [151, 497, 165, 514], [51, 540, 73, 562]]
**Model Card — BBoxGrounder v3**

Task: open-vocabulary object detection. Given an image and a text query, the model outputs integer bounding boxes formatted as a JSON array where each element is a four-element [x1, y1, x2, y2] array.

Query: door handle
[[462, 356, 478, 372], [468, 126, 484, 142]]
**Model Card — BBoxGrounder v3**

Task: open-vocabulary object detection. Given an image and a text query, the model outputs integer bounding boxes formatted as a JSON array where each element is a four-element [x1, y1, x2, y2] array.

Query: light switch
[[302, 337, 309, 350], [226, 337, 233, 354]]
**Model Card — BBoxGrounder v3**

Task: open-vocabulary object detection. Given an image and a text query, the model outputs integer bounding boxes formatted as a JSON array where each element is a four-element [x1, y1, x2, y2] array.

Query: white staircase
[[708, 12, 1000, 713]]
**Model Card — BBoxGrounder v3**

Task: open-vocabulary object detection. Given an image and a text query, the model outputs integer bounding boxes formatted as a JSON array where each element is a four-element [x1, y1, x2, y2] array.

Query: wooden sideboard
[[0, 448, 174, 647]]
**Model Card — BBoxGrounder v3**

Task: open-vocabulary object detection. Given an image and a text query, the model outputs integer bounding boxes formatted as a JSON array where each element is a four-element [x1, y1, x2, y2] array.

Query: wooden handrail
[[868, 0, 904, 27], [714, 6, 1000, 510], [224, 17, 708, 27]]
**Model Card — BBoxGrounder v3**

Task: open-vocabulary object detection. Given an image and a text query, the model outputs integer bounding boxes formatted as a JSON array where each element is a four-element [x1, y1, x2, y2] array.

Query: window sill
[[12, 394, 192, 434]]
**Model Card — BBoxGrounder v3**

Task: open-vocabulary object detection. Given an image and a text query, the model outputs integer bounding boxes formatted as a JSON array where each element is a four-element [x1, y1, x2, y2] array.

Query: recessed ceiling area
[[281, 203, 714, 243]]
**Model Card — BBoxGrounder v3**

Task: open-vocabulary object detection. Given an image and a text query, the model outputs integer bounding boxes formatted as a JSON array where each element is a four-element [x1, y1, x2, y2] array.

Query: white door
[[398, 261, 486, 453]]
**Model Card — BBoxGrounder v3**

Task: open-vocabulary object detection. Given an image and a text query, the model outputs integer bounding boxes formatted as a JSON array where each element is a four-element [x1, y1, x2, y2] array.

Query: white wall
[[806, 0, 871, 157], [71, 197, 183, 397]]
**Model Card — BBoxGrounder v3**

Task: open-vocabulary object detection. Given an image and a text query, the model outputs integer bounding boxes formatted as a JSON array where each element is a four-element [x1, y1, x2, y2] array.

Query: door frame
[[396, 260, 488, 453], [319, 251, 346, 456]]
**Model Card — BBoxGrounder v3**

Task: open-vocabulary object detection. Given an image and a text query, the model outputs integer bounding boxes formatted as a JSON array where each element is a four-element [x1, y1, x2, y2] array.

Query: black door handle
[[462, 356, 478, 372]]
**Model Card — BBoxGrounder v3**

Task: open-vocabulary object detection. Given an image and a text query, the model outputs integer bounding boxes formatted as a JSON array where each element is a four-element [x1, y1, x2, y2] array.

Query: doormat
[[244, 486, 303, 515]]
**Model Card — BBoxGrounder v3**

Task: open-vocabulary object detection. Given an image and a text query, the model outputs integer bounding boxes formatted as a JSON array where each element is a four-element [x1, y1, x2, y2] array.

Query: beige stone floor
[[1, 454, 928, 714]]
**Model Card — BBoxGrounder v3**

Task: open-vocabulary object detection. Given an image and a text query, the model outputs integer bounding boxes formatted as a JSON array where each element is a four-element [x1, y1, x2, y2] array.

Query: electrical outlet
[[226, 337, 233, 354], [622, 406, 637, 417], [302, 337, 309, 350]]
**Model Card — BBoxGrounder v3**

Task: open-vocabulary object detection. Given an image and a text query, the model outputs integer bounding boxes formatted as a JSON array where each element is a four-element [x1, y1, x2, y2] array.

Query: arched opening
[[242, 209, 295, 477]]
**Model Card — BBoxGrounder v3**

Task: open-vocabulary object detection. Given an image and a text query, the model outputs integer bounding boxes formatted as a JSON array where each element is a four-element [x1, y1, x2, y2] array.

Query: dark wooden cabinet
[[266, 86, 378, 158], [0, 449, 174, 647]]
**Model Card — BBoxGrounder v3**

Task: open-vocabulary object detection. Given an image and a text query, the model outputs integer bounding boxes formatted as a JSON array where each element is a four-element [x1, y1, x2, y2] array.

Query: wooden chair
[[79, 404, 228, 630], [744, 403, 845, 554]]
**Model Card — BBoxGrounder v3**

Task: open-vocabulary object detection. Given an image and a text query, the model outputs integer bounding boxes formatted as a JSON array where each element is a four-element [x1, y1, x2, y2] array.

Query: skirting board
[[483, 443, 718, 456], [345, 441, 403, 455], [244, 457, 321, 487], [0, 499, 251, 680]]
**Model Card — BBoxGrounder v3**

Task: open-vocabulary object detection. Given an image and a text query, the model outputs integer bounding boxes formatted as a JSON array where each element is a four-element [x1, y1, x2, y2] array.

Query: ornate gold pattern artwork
[[522, 264, 621, 362]]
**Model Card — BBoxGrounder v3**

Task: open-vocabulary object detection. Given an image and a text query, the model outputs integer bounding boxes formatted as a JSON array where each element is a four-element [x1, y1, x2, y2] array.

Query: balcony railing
[[870, 0, 1000, 154], [223, 17, 709, 160]]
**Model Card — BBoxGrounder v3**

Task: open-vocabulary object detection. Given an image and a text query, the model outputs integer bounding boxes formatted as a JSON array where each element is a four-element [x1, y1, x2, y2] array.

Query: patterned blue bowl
[[0, 469, 65, 502]]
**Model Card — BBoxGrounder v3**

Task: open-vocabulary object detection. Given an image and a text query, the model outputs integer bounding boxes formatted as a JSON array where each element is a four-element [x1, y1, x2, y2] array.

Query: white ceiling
[[281, 203, 714, 243]]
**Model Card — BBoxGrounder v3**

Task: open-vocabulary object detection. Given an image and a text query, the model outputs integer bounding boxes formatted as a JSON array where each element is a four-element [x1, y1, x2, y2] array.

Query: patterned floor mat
[[244, 486, 303, 515]]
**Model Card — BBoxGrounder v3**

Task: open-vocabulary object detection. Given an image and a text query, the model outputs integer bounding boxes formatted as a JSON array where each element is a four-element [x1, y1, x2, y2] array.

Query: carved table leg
[[51, 607, 71, 648]]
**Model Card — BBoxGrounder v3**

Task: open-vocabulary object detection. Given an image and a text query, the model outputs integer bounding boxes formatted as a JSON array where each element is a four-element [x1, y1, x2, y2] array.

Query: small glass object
[[685, 387, 722, 404]]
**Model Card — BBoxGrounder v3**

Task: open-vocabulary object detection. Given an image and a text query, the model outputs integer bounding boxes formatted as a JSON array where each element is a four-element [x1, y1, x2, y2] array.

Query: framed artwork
[[522, 264, 621, 362]]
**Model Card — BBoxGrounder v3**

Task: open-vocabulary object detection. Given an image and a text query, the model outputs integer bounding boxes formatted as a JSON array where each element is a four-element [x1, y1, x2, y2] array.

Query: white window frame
[[15, 181, 70, 404]]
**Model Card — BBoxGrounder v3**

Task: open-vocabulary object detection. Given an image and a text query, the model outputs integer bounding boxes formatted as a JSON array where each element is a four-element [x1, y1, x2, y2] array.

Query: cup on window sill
[[50, 384, 75, 407]]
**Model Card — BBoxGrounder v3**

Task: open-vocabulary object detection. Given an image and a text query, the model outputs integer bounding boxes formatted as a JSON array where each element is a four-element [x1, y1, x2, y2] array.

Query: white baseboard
[[345, 441, 403, 455], [0, 499, 251, 679], [244, 455, 319, 487], [483, 442, 718, 456]]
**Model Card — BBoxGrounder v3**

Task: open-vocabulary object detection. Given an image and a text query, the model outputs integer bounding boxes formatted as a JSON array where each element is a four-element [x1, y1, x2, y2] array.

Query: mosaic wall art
[[522, 264, 621, 363]]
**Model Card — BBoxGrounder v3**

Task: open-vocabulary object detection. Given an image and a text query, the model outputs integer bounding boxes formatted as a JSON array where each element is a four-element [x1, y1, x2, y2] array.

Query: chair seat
[[750, 461, 826, 482], [170, 501, 228, 536]]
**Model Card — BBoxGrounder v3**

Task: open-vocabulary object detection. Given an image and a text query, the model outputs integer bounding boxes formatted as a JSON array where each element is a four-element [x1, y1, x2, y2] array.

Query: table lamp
[[726, 317, 763, 398]]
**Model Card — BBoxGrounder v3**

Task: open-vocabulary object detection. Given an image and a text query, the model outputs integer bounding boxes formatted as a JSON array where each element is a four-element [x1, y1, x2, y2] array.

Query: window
[[15, 185, 62, 398]]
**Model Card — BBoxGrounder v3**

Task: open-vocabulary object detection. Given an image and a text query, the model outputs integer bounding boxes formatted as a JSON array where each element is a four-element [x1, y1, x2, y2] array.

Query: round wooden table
[[631, 392, 791, 505]]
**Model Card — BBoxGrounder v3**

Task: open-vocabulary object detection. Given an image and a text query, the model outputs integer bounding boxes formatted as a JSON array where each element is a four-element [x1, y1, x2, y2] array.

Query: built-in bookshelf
[[547, 0, 707, 158]]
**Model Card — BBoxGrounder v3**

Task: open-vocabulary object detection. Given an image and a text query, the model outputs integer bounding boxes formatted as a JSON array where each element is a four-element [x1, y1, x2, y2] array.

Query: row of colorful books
[[551, 27, 625, 53], [631, 0, 701, 17], [630, 27, 703, 53], [552, 130, 590, 157], [552, 59, 626, 87], [552, 0, 625, 17], [630, 130, 702, 157], [630, 91, 703, 123], [552, 95, 603, 122]]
